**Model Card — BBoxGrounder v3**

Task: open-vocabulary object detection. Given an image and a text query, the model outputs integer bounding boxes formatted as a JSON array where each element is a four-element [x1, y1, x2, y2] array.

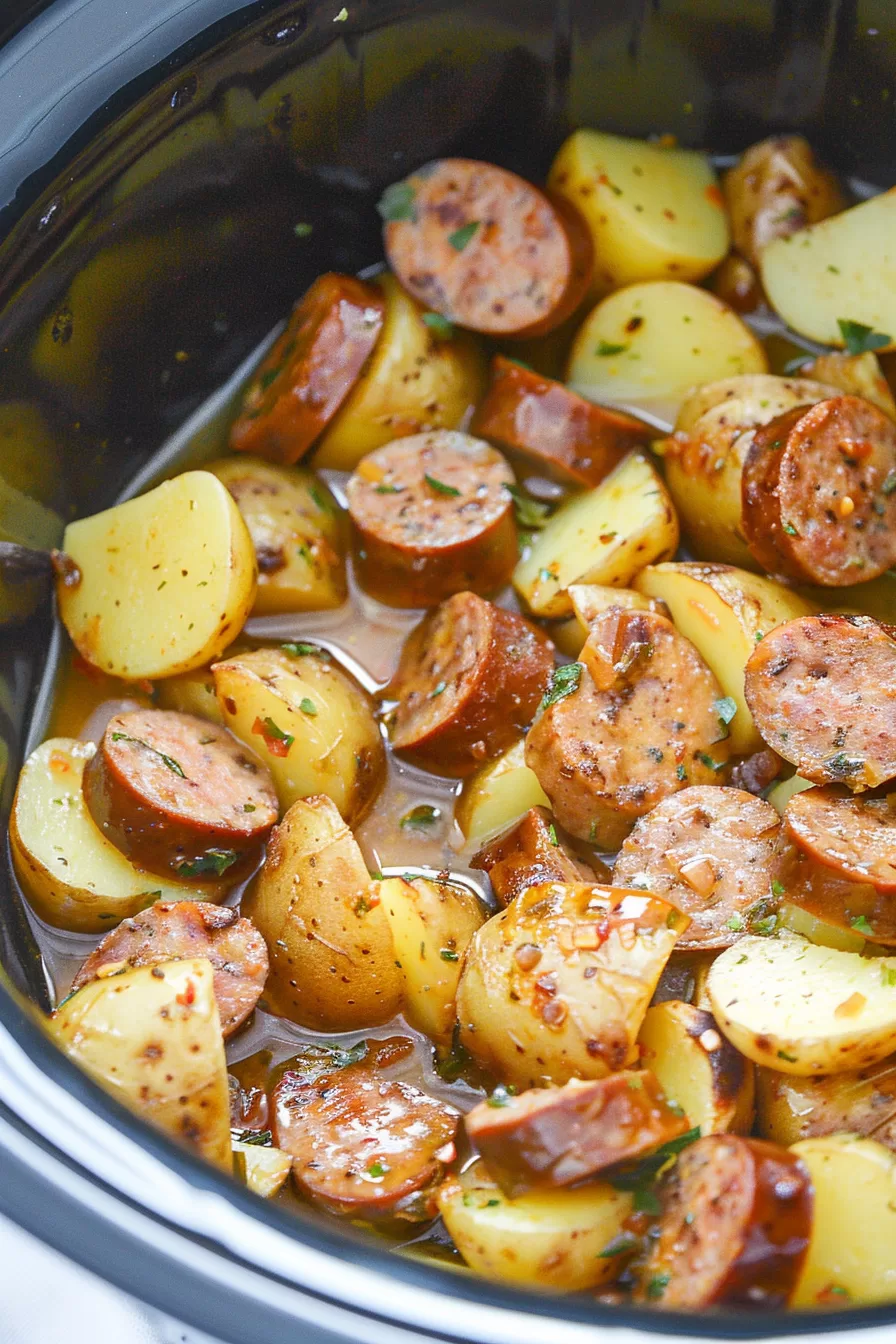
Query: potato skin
[[638, 999, 755, 1136], [456, 881, 686, 1090], [213, 646, 384, 826], [242, 794, 403, 1031], [52, 958, 231, 1169], [455, 739, 549, 848], [723, 134, 845, 268], [756, 1057, 896, 1150]]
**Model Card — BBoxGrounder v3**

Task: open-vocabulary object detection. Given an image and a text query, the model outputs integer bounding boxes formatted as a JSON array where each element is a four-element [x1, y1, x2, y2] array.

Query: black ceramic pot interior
[[0, 0, 895, 1334]]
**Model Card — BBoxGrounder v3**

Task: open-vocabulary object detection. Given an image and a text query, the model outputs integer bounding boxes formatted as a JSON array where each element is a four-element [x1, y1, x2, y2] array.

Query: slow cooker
[[0, 2, 895, 1340]]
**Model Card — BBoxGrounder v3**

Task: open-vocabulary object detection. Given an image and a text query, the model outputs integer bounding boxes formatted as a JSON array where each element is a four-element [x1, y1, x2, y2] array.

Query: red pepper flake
[[704, 184, 724, 208], [176, 978, 197, 1007], [71, 653, 104, 683], [252, 715, 294, 757]]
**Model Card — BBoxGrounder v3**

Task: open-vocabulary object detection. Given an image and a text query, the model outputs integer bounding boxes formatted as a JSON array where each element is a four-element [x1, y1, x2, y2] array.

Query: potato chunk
[[232, 1140, 292, 1198], [242, 795, 403, 1031], [437, 1160, 633, 1291], [207, 457, 346, 614], [513, 452, 678, 618], [52, 958, 231, 1169], [10, 737, 220, 933], [57, 471, 256, 680], [213, 646, 384, 826], [548, 130, 729, 292], [455, 739, 549, 848], [638, 999, 755, 1136], [567, 282, 767, 430], [722, 135, 845, 268], [707, 933, 896, 1075], [756, 1057, 896, 1149], [456, 881, 686, 1089]]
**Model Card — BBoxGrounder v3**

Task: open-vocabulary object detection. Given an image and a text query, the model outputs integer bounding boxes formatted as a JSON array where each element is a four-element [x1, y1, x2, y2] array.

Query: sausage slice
[[390, 592, 553, 777], [639, 1135, 812, 1309], [786, 784, 896, 893], [741, 395, 896, 585], [465, 1072, 688, 1198], [83, 709, 278, 879], [525, 609, 730, 847], [382, 158, 593, 337], [470, 355, 651, 486], [775, 839, 896, 946], [469, 805, 600, 905], [744, 615, 896, 791], [347, 431, 517, 607], [272, 1060, 458, 1220], [229, 273, 384, 463], [70, 901, 268, 1037], [613, 787, 781, 950]]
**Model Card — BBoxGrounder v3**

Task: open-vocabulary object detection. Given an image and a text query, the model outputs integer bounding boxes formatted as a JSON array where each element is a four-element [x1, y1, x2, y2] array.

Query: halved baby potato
[[437, 1159, 633, 1292], [513, 452, 678, 618], [207, 457, 346, 614], [548, 130, 729, 292], [791, 1135, 896, 1308], [756, 1056, 896, 1149], [760, 189, 896, 349], [312, 273, 488, 471], [804, 351, 896, 419], [707, 933, 896, 1076], [57, 471, 257, 680], [155, 665, 224, 724], [456, 882, 687, 1089], [52, 957, 231, 1169], [566, 281, 767, 429], [232, 1139, 292, 1198], [11, 737, 220, 933], [455, 739, 550, 849], [213, 646, 384, 826], [379, 875, 485, 1045], [242, 794, 403, 1031], [638, 999, 754, 1136], [633, 562, 817, 754]]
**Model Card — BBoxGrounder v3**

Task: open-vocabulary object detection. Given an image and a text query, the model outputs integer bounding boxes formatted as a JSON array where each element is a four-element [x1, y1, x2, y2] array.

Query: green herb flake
[[178, 848, 239, 878], [366, 1160, 389, 1178], [777, 1049, 798, 1063], [646, 1273, 670, 1301], [837, 318, 892, 355], [439, 948, 459, 962], [421, 312, 454, 339], [110, 733, 186, 779], [696, 752, 726, 772], [400, 804, 441, 830], [727, 914, 745, 932], [713, 696, 738, 727], [263, 715, 295, 748], [428, 680, 448, 699], [299, 698, 317, 716], [377, 181, 416, 222], [782, 521, 799, 536], [540, 662, 582, 711], [424, 473, 461, 498], [504, 482, 550, 530], [243, 803, 256, 813], [486, 1085, 515, 1109], [676, 764, 688, 782], [235, 1129, 272, 1146], [282, 642, 330, 660], [771, 879, 786, 898], [538, 567, 557, 583], [881, 966, 896, 987], [374, 482, 402, 494], [851, 914, 874, 935], [596, 340, 628, 357], [334, 5, 348, 18], [448, 221, 480, 251], [882, 470, 896, 496], [547, 823, 559, 846], [293, 222, 313, 237]]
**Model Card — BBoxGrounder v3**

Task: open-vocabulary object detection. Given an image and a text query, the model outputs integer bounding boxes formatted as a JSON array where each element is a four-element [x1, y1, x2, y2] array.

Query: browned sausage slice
[[470, 356, 652, 486], [272, 1061, 458, 1220], [382, 159, 593, 337], [525, 609, 730, 847], [613, 787, 781, 950], [744, 615, 896, 791], [465, 1072, 688, 1198], [347, 431, 517, 608], [83, 709, 279, 879], [390, 592, 553, 776], [229, 273, 384, 463], [786, 784, 896, 893], [741, 395, 896, 585], [639, 1135, 812, 1309], [469, 805, 600, 906], [775, 839, 896, 945], [70, 901, 268, 1036]]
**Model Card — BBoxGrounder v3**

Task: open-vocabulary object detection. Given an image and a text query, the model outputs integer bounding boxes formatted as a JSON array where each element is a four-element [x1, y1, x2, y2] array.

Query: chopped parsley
[[400, 804, 441, 830], [777, 1049, 798, 1063], [837, 318, 892, 355], [881, 966, 896, 987], [299, 698, 317, 716], [439, 948, 459, 962], [597, 1233, 639, 1259], [486, 1084, 515, 1109], [421, 312, 454, 339], [726, 913, 745, 932], [424, 473, 461, 497], [548, 823, 559, 846], [646, 1273, 670, 1301], [696, 752, 726, 772], [374, 482, 402, 494], [366, 1160, 389, 1178], [595, 340, 628, 356], [178, 848, 239, 878], [448, 221, 480, 251], [235, 1129, 272, 1146], [110, 733, 185, 779], [609, 1126, 701, 1212], [377, 181, 416, 222], [676, 764, 688, 782], [713, 696, 738, 728], [851, 914, 874, 935], [504, 482, 550, 530], [428, 680, 448, 698], [782, 521, 799, 536], [540, 662, 582, 711], [771, 879, 786, 898], [882, 470, 896, 496], [293, 222, 313, 237], [253, 715, 294, 757], [282, 642, 330, 660]]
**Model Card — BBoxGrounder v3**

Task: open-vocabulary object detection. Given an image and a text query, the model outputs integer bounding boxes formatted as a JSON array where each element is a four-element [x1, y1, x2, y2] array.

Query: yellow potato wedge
[[761, 189, 896, 349], [791, 1135, 896, 1307], [313, 272, 488, 471], [722, 135, 845, 268], [633, 562, 817, 754], [379, 875, 485, 1044], [11, 737, 219, 933], [638, 999, 754, 1135], [52, 958, 231, 1169], [155, 666, 224, 724], [0, 474, 63, 627], [707, 933, 896, 1076], [207, 457, 346, 614], [213, 646, 384, 826], [567, 282, 767, 429], [57, 471, 256, 680], [456, 882, 687, 1089], [776, 901, 866, 954], [455, 739, 549, 848], [804, 351, 896, 419], [437, 1160, 633, 1291], [664, 374, 836, 567], [756, 1056, 896, 1149], [548, 130, 729, 293], [766, 775, 813, 815], [513, 452, 678, 618], [232, 1140, 292, 1198], [242, 794, 402, 1031]]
